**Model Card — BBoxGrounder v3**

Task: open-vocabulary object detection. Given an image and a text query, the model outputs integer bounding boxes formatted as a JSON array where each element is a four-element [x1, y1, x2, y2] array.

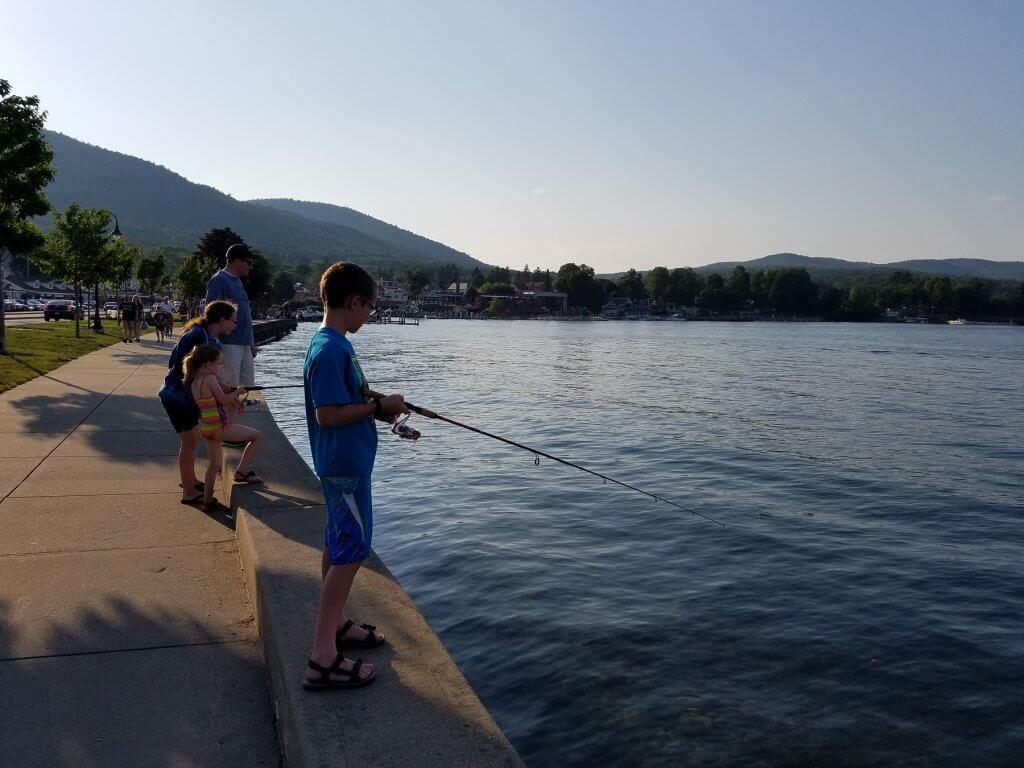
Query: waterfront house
[[519, 290, 568, 311]]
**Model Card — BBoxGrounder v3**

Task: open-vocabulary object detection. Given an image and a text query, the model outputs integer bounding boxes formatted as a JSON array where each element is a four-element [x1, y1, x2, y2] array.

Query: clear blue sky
[[3, 0, 1021, 271]]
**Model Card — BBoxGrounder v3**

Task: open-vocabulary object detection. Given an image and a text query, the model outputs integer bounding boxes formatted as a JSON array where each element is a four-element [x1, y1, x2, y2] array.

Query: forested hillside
[[250, 198, 481, 270], [40, 131, 483, 271]]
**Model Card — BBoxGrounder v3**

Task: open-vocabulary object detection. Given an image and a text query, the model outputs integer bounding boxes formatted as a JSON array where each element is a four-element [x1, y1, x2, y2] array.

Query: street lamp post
[[92, 213, 122, 332]]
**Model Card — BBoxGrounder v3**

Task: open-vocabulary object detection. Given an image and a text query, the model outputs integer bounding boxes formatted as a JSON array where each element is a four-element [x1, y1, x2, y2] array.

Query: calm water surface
[[258, 320, 1023, 767]]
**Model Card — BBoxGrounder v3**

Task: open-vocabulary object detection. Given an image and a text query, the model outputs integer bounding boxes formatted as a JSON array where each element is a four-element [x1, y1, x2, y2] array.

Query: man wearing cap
[[205, 243, 257, 387]]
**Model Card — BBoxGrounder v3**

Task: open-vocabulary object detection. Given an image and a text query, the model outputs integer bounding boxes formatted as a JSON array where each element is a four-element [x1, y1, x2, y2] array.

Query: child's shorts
[[320, 475, 373, 565]]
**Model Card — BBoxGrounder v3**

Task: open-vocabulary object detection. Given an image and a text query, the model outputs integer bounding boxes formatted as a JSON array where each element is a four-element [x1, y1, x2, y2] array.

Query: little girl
[[183, 344, 264, 512]]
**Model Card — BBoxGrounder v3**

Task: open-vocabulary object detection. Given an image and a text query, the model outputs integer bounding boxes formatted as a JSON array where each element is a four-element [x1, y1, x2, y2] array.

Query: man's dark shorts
[[161, 397, 199, 433]]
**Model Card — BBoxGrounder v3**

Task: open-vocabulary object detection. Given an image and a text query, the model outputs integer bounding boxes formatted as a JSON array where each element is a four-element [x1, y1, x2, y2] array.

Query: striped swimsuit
[[194, 376, 228, 438]]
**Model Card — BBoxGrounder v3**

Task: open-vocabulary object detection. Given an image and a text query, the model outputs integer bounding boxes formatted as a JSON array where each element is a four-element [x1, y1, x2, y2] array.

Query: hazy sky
[[3, 1, 1021, 271]]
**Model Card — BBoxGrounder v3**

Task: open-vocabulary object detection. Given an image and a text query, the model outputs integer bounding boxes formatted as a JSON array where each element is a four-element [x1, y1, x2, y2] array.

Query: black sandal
[[336, 619, 387, 650], [302, 653, 375, 691], [178, 481, 205, 491], [180, 494, 204, 507]]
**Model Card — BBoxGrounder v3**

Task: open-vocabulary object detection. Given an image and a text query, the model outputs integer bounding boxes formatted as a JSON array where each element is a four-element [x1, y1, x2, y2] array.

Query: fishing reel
[[391, 414, 421, 441]]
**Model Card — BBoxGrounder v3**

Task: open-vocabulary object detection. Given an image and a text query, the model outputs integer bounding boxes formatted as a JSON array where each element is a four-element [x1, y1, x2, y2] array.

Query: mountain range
[[694, 253, 1024, 281], [39, 131, 1022, 282], [41, 131, 486, 271]]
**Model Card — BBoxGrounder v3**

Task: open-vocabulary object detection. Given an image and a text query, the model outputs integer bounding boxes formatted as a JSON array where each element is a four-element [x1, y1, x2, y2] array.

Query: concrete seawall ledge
[[230, 402, 526, 768]]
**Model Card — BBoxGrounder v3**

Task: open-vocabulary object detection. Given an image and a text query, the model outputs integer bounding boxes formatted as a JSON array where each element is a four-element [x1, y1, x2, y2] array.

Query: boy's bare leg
[[308, 558, 374, 682], [320, 551, 381, 644]]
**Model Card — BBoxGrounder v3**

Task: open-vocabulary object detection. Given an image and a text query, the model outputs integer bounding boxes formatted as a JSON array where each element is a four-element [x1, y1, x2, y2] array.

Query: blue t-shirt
[[304, 327, 378, 477], [205, 269, 254, 346], [158, 325, 221, 403]]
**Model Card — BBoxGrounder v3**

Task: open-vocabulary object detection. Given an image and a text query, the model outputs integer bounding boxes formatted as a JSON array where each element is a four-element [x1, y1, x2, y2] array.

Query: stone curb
[[230, 402, 526, 768]]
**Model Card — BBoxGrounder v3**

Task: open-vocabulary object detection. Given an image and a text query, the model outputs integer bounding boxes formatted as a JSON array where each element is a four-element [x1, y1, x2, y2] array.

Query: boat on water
[[948, 318, 968, 325], [296, 309, 324, 322]]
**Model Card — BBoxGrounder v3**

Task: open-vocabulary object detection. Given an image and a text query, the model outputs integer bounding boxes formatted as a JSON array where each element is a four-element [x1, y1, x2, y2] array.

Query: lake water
[[257, 320, 1023, 768]]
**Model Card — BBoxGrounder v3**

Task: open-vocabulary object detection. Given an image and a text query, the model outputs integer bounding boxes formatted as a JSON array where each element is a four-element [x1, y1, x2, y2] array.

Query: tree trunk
[[75, 283, 82, 339], [1, 252, 7, 355], [94, 283, 101, 331], [0, 292, 7, 356]]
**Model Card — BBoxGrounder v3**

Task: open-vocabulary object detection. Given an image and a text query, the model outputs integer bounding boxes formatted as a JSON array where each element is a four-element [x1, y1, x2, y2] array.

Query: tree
[[403, 267, 430, 298], [478, 282, 516, 295], [617, 268, 647, 300], [194, 227, 243, 271], [436, 262, 460, 290], [768, 268, 818, 316], [0, 79, 55, 354], [920, 275, 951, 312], [244, 247, 275, 305], [136, 253, 167, 300], [554, 263, 605, 312], [665, 268, 703, 306], [469, 267, 485, 289], [33, 204, 117, 338], [646, 266, 670, 305], [727, 265, 751, 301], [106, 239, 140, 292], [173, 253, 212, 308], [515, 263, 530, 289], [750, 270, 774, 310], [487, 298, 505, 316], [273, 270, 296, 303], [845, 283, 880, 320], [294, 260, 312, 284]]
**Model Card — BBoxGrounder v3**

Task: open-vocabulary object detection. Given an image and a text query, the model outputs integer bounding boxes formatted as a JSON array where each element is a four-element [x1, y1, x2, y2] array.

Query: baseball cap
[[225, 243, 255, 264]]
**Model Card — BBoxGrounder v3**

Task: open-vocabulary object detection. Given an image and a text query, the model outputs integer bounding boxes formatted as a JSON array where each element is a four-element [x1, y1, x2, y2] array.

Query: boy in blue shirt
[[302, 262, 408, 691]]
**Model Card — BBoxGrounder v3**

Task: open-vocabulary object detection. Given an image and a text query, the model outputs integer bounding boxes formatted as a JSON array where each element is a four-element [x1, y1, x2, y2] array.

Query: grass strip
[[0, 321, 141, 393]]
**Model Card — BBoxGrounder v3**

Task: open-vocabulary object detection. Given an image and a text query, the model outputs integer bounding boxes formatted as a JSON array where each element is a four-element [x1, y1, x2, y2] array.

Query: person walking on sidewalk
[[131, 294, 144, 342], [205, 243, 257, 389], [117, 294, 137, 343]]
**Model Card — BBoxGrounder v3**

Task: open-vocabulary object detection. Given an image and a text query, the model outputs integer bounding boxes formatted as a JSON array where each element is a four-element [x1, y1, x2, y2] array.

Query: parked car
[[4, 299, 29, 311], [25, 299, 45, 310], [43, 300, 83, 321], [103, 301, 120, 318]]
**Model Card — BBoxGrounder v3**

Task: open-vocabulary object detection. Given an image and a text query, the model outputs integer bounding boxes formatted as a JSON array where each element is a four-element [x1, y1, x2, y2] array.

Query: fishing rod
[[404, 401, 726, 527], [245, 379, 433, 391]]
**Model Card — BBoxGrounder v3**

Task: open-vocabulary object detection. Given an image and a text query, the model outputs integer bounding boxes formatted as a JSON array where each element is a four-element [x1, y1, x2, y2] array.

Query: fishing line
[[404, 401, 726, 527], [250, 378, 724, 525]]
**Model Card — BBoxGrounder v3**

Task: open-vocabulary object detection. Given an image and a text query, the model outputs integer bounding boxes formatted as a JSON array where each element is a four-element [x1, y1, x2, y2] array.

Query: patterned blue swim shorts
[[320, 475, 373, 565]]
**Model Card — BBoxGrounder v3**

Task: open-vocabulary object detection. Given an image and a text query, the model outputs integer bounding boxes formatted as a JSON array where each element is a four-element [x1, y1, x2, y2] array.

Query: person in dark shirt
[[118, 296, 137, 343]]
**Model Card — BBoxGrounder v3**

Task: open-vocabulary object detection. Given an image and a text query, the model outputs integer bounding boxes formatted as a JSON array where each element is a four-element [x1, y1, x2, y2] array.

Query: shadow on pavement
[[0, 598, 280, 768]]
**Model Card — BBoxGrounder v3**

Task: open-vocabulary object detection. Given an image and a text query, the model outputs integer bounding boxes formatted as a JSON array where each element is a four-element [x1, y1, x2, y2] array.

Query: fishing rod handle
[[405, 401, 438, 419]]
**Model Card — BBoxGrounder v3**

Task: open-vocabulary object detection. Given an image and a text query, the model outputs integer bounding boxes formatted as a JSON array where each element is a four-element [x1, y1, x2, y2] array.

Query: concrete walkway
[[0, 338, 280, 767]]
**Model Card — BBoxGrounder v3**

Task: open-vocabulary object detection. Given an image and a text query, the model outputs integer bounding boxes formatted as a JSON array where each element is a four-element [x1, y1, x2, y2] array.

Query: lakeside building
[[602, 296, 651, 318], [377, 279, 409, 307], [421, 282, 470, 309], [519, 290, 568, 311], [3, 275, 78, 301]]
